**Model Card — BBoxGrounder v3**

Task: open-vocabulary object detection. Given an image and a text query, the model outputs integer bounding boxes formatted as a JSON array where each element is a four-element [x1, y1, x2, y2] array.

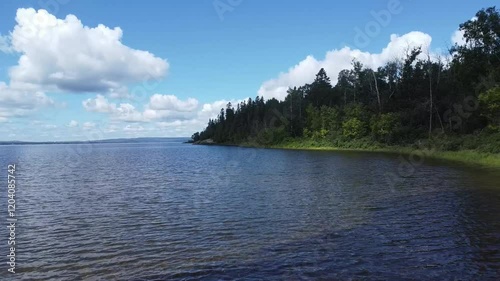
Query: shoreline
[[273, 145, 500, 168], [194, 140, 500, 168]]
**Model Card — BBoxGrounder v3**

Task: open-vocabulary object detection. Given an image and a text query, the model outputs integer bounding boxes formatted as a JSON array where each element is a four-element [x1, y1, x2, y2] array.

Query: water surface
[[1, 140, 499, 280]]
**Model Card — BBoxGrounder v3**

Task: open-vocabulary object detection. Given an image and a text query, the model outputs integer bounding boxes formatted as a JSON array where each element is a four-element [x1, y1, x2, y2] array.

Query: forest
[[192, 7, 500, 155]]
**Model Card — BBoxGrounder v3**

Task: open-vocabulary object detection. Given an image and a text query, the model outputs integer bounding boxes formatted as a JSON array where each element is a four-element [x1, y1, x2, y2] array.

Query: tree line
[[192, 7, 500, 153]]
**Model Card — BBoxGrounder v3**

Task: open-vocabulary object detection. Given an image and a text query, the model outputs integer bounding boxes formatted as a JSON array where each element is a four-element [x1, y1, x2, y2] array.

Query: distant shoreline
[[0, 137, 190, 146]]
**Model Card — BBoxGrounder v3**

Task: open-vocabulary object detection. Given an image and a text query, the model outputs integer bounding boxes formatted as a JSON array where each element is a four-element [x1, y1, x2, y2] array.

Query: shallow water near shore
[[1, 139, 499, 280]]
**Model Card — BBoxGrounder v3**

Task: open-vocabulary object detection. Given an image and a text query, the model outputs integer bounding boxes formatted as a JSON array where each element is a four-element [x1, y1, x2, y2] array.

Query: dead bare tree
[[427, 52, 433, 138], [435, 55, 445, 133], [372, 70, 382, 113]]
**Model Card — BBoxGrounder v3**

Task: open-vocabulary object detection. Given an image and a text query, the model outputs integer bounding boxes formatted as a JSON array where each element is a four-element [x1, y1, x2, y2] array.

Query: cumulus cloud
[[149, 94, 199, 112], [0, 82, 54, 108], [451, 17, 476, 46], [9, 8, 168, 93], [82, 95, 117, 113], [451, 29, 466, 46], [199, 99, 243, 120], [83, 94, 200, 122], [258, 31, 434, 100], [0, 81, 54, 121], [0, 8, 169, 123], [83, 95, 145, 122], [80, 93, 245, 137]]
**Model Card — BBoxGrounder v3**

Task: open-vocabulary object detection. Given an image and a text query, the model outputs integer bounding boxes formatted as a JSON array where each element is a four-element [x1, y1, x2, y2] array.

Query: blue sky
[[0, 0, 496, 141]]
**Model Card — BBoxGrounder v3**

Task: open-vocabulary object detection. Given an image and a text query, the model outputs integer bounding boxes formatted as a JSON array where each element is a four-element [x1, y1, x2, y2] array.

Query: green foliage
[[415, 131, 500, 154], [193, 6, 500, 159], [320, 106, 341, 133], [479, 86, 500, 130], [370, 113, 401, 143], [307, 68, 335, 107], [304, 105, 341, 139], [342, 118, 367, 139], [311, 129, 329, 140], [254, 126, 289, 145], [305, 104, 322, 132], [343, 103, 366, 120], [191, 132, 200, 142]]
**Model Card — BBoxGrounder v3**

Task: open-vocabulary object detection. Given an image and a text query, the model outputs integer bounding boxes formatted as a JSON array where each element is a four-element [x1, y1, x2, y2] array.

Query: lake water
[[1, 139, 499, 280]]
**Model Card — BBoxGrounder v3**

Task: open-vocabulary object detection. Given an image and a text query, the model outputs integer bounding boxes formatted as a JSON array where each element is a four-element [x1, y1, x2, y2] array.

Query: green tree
[[342, 118, 367, 139], [479, 86, 500, 130], [370, 113, 401, 143], [307, 68, 334, 107], [191, 132, 200, 142]]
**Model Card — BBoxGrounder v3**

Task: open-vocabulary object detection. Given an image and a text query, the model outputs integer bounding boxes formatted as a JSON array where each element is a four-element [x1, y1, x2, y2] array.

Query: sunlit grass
[[250, 138, 500, 168]]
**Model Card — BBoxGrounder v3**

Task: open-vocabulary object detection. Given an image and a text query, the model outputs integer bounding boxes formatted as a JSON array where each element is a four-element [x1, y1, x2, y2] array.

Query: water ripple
[[0, 142, 499, 280]]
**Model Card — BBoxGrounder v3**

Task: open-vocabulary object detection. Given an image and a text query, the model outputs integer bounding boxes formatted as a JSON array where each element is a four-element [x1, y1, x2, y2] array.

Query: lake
[[1, 139, 499, 280]]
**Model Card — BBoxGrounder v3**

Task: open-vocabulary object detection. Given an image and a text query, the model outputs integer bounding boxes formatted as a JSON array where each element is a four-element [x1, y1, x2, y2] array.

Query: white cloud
[[157, 120, 190, 128], [82, 122, 96, 130], [114, 103, 145, 122], [83, 94, 200, 122], [199, 99, 243, 120], [0, 82, 54, 108], [108, 86, 134, 99], [68, 120, 78, 127], [149, 94, 199, 112], [142, 108, 195, 121], [9, 8, 168, 93], [451, 29, 466, 46], [0, 81, 54, 121], [82, 95, 117, 113], [258, 31, 434, 100], [80, 93, 244, 137], [0, 8, 168, 123], [83, 95, 145, 122], [451, 17, 477, 47]]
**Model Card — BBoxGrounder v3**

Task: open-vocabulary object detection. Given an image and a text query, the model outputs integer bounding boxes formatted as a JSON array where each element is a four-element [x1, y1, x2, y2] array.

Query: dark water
[[0, 140, 499, 280]]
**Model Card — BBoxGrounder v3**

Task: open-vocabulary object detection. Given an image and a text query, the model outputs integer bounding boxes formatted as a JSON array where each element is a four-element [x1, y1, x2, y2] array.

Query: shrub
[[256, 126, 288, 145], [342, 118, 367, 139], [312, 129, 329, 140], [479, 86, 500, 131], [370, 113, 401, 143]]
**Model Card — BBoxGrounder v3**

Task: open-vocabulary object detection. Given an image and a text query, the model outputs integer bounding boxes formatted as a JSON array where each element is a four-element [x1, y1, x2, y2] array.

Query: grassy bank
[[233, 137, 500, 168]]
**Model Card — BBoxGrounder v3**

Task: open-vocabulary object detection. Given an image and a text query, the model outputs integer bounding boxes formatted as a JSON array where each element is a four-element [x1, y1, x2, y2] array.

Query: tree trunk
[[290, 94, 293, 135], [428, 55, 433, 138], [299, 93, 302, 125], [372, 70, 382, 113], [436, 107, 445, 133], [435, 58, 444, 134]]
